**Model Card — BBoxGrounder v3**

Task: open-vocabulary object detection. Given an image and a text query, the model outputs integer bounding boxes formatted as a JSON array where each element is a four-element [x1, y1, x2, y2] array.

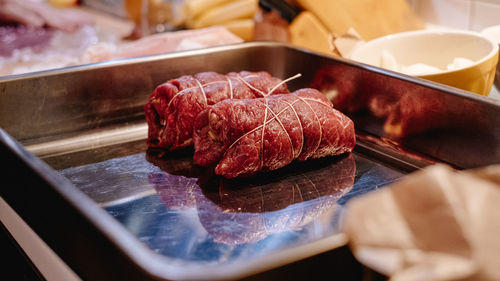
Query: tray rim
[[1, 41, 499, 108]]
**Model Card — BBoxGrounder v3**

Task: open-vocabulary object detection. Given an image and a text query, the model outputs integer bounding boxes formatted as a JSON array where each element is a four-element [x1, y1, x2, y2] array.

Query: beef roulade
[[193, 88, 356, 178], [145, 71, 291, 150]]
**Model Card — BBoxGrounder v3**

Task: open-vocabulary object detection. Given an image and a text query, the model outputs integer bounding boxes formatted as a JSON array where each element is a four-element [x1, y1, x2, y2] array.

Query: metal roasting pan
[[1, 42, 499, 281]]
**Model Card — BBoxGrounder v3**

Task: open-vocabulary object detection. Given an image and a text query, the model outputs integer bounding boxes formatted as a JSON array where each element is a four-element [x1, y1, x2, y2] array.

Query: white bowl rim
[[350, 29, 499, 76]]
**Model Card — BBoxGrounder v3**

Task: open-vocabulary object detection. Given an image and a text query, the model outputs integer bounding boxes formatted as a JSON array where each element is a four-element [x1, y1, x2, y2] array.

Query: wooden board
[[297, 0, 425, 40]]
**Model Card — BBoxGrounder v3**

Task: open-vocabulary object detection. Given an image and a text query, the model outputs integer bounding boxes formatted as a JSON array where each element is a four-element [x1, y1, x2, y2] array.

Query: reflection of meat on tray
[[311, 65, 484, 138], [149, 153, 356, 244], [194, 88, 356, 178], [144, 71, 289, 151], [146, 149, 203, 210], [205, 154, 356, 213]]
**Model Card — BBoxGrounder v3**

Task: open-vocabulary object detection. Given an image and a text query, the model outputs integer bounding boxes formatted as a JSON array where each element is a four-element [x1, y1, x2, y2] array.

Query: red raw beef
[[145, 71, 289, 150], [193, 88, 356, 178]]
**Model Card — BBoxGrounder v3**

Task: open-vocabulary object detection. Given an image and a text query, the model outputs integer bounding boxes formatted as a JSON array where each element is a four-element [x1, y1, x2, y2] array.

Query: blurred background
[[1, 0, 500, 97]]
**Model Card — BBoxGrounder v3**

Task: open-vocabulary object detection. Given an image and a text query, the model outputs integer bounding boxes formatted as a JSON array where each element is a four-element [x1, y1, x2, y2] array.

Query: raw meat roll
[[145, 71, 290, 150], [193, 88, 356, 178]]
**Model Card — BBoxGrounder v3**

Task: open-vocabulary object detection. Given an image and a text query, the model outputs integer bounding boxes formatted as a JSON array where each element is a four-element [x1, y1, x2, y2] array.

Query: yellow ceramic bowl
[[350, 30, 499, 96]]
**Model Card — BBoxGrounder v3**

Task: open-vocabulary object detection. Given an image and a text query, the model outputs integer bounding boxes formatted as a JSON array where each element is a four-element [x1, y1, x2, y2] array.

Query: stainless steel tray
[[1, 42, 499, 281]]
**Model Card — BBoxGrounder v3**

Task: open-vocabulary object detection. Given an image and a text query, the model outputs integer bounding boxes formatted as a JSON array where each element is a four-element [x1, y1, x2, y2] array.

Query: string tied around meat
[[267, 73, 302, 96], [195, 79, 208, 106], [219, 94, 331, 174], [165, 73, 303, 127], [236, 73, 302, 97]]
